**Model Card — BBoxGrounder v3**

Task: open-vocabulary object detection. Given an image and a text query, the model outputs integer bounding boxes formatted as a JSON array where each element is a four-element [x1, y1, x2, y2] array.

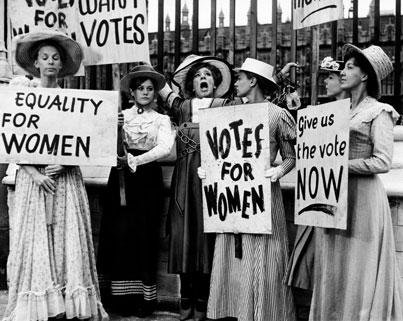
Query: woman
[[96, 64, 175, 317], [158, 55, 234, 321], [201, 58, 296, 321], [286, 56, 348, 291], [3, 30, 107, 321], [309, 45, 403, 320]]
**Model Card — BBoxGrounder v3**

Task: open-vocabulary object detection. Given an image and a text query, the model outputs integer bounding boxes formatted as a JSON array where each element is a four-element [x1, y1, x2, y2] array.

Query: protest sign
[[199, 103, 271, 234], [293, 0, 343, 30], [295, 99, 350, 229], [0, 86, 118, 166], [9, 0, 150, 66]]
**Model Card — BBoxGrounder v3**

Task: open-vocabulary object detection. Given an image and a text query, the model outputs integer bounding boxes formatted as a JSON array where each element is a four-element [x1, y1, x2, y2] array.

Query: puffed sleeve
[[132, 114, 176, 166], [349, 110, 394, 174], [276, 109, 297, 178]]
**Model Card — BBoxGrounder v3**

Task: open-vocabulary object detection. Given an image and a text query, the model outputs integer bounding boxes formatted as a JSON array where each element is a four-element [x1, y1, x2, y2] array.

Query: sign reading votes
[[0, 87, 118, 166], [295, 99, 350, 229], [293, 0, 343, 30], [199, 103, 271, 234], [9, 0, 150, 66]]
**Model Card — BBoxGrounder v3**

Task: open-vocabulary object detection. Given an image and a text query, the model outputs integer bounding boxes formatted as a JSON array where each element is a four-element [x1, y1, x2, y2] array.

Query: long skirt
[[207, 180, 295, 321], [97, 157, 163, 311], [3, 166, 107, 321], [309, 175, 403, 321]]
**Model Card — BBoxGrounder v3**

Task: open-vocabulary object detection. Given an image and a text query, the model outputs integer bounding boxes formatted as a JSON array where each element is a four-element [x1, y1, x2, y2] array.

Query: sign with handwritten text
[[293, 0, 343, 30], [199, 103, 271, 234], [295, 99, 350, 229], [0, 86, 118, 166]]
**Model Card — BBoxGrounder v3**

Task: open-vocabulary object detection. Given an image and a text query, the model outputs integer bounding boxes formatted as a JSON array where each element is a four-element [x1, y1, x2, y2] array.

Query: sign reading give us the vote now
[[0, 87, 118, 166], [199, 103, 272, 234], [293, 0, 344, 30], [295, 99, 350, 229]]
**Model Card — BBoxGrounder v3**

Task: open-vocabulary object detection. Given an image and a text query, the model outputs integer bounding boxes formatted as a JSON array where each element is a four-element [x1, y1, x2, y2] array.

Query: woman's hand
[[117, 154, 128, 169], [32, 171, 56, 194], [118, 112, 124, 127], [197, 167, 206, 179], [280, 62, 300, 78], [127, 154, 137, 173], [44, 165, 66, 177], [265, 167, 283, 182]]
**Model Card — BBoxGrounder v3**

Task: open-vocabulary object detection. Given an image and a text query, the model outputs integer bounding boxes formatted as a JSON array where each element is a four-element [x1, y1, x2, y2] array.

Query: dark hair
[[31, 40, 66, 63], [184, 62, 223, 95], [243, 71, 278, 96], [129, 76, 157, 91], [344, 51, 378, 97]]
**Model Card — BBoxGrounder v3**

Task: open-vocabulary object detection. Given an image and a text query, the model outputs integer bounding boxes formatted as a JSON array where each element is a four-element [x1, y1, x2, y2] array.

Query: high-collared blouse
[[349, 96, 399, 174], [122, 105, 175, 166]]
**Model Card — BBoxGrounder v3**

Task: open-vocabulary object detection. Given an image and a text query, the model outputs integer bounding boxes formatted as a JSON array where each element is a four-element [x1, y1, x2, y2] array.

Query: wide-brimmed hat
[[320, 56, 345, 73], [343, 44, 393, 99], [15, 30, 83, 78], [120, 64, 166, 95], [173, 55, 232, 99], [234, 58, 279, 89]]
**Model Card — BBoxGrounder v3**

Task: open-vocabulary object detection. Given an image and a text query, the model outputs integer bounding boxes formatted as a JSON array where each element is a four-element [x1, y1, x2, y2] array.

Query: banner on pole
[[199, 103, 272, 234], [9, 0, 150, 67], [295, 99, 350, 229], [0, 86, 118, 166], [293, 0, 344, 30]]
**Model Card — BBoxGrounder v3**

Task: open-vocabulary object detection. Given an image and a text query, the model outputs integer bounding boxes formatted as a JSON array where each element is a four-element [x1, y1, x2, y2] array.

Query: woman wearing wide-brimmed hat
[[158, 54, 236, 320], [3, 30, 108, 321], [198, 58, 296, 321], [309, 45, 403, 321], [286, 57, 349, 292], [96, 63, 175, 317]]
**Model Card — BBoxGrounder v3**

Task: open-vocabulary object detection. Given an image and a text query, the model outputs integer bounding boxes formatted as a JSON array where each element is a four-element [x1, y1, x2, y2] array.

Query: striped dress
[[207, 103, 296, 321]]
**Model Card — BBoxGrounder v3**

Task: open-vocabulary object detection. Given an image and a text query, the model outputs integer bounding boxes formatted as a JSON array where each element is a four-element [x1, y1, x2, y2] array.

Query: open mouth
[[200, 81, 209, 90]]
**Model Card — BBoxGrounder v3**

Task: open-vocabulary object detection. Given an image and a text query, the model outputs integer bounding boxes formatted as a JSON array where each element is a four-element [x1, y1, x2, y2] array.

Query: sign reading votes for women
[[10, 0, 150, 66], [0, 87, 118, 166], [199, 103, 271, 234], [295, 99, 350, 229], [293, 0, 343, 30]]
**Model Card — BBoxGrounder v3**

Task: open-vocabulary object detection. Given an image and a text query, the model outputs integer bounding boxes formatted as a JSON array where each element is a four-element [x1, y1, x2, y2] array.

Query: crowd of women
[[2, 28, 403, 321]]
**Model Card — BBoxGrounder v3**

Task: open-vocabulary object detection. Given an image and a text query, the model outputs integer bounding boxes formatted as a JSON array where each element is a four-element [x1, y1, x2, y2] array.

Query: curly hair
[[184, 62, 223, 96]]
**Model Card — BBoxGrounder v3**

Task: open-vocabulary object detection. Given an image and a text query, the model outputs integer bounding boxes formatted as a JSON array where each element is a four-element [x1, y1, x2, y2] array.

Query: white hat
[[343, 44, 393, 99], [173, 54, 232, 99], [234, 58, 278, 88]]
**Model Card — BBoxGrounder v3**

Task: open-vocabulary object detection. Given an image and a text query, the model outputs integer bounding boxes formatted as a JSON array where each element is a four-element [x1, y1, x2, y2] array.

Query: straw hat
[[173, 55, 232, 99], [234, 58, 278, 89], [343, 44, 393, 99], [15, 30, 83, 78], [120, 64, 166, 95], [320, 56, 345, 73]]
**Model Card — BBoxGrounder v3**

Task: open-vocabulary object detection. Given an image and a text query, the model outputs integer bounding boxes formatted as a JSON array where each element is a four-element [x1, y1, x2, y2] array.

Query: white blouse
[[122, 106, 175, 167]]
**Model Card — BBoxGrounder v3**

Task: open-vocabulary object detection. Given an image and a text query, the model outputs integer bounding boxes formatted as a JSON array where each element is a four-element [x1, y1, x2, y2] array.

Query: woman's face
[[234, 71, 252, 97], [34, 45, 63, 78], [192, 67, 216, 98], [324, 72, 343, 98], [340, 57, 367, 91], [133, 79, 155, 107]]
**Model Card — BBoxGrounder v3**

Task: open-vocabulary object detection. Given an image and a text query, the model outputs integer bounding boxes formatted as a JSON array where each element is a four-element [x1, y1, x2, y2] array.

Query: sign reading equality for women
[[199, 103, 272, 234], [0, 87, 118, 166], [9, 0, 150, 66], [293, 0, 344, 30], [295, 99, 350, 229]]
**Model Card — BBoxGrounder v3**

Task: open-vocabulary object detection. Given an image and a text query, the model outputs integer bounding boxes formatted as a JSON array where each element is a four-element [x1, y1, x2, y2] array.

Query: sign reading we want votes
[[295, 99, 350, 229], [199, 103, 272, 234], [9, 0, 150, 66], [0, 87, 118, 166]]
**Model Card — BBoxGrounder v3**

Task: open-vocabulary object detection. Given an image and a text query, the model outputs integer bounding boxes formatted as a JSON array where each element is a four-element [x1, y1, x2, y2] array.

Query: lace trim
[[3, 284, 108, 321]]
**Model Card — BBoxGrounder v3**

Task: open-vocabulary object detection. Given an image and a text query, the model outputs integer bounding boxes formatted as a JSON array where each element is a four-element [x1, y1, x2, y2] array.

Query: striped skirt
[[207, 180, 296, 321]]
